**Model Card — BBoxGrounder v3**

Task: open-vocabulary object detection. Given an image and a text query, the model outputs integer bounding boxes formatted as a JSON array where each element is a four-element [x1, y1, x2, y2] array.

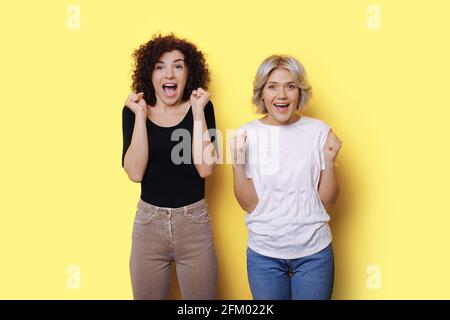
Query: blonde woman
[[230, 55, 342, 300]]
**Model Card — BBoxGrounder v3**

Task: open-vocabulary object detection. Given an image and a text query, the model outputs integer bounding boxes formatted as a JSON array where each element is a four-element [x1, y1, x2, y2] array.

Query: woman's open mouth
[[273, 103, 290, 113], [162, 83, 178, 98]]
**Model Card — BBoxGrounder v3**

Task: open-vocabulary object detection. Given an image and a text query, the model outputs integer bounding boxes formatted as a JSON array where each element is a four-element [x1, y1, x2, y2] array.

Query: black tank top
[[122, 101, 216, 207]]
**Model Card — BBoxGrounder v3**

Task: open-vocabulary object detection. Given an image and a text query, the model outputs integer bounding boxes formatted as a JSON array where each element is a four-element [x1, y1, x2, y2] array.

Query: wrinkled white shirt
[[238, 116, 332, 259]]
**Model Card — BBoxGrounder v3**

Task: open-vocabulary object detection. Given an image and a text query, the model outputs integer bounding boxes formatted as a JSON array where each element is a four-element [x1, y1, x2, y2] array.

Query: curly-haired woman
[[122, 34, 218, 300]]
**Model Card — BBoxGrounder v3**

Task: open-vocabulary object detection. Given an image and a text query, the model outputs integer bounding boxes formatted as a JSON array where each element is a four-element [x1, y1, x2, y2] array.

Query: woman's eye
[[155, 65, 163, 70], [175, 65, 183, 69], [288, 85, 296, 89], [268, 85, 275, 89]]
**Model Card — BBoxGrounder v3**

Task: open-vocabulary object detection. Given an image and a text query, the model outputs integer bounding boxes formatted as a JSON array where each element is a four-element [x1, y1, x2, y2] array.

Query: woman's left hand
[[190, 87, 210, 115], [323, 129, 342, 164]]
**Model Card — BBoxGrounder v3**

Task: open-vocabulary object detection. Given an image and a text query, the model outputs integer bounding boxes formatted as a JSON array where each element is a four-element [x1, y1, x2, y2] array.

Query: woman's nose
[[165, 67, 174, 78], [277, 89, 287, 99]]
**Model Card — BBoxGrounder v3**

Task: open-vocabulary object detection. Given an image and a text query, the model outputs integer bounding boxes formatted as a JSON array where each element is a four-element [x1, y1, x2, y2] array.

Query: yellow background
[[1, 0, 449, 299]]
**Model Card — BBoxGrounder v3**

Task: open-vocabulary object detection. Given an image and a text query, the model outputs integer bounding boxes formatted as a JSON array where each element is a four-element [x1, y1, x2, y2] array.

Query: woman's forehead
[[267, 68, 294, 82], [157, 50, 185, 63]]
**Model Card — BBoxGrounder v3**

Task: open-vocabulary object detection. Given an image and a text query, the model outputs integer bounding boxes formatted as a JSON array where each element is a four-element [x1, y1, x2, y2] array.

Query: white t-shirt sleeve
[[318, 122, 332, 171]]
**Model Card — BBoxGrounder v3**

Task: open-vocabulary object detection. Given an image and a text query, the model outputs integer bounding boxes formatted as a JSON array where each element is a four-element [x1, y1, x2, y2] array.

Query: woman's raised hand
[[125, 92, 147, 118], [190, 88, 210, 115], [230, 131, 247, 165], [323, 129, 342, 165]]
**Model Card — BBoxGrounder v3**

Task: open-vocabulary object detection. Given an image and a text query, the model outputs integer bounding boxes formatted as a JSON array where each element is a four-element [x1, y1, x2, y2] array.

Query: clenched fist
[[125, 92, 147, 118], [230, 131, 247, 165], [323, 129, 342, 165], [190, 87, 210, 115]]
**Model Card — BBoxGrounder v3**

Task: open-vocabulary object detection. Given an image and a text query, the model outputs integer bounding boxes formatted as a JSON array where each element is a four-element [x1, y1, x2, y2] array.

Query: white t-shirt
[[237, 116, 332, 259]]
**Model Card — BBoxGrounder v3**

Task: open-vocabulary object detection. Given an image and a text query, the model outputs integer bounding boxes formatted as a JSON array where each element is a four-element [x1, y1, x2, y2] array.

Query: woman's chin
[[271, 113, 297, 124]]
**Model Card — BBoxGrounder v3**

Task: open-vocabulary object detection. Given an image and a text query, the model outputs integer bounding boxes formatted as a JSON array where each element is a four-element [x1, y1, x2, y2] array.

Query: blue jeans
[[246, 243, 334, 300]]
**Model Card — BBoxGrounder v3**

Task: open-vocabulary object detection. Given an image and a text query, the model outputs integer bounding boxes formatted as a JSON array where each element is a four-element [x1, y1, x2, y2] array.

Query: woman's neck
[[153, 100, 189, 113]]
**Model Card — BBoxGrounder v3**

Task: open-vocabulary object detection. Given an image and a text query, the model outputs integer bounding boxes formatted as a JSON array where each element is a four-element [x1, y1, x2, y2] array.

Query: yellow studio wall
[[0, 0, 449, 299]]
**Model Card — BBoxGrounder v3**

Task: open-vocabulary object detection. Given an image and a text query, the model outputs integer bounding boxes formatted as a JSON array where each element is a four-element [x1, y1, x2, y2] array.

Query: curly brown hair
[[131, 33, 210, 106]]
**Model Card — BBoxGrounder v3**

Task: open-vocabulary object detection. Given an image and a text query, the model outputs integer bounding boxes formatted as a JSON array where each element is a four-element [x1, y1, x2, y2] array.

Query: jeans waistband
[[137, 198, 207, 215]]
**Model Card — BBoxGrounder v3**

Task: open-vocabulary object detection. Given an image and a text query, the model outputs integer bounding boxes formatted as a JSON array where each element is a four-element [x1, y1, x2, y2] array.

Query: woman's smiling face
[[152, 50, 188, 106], [262, 68, 301, 125]]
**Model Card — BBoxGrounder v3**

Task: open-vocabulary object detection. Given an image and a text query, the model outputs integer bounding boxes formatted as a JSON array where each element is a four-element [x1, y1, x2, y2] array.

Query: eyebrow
[[156, 59, 185, 64]]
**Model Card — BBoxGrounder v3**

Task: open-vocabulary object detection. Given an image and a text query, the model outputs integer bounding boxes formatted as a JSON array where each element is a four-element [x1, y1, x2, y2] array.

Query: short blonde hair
[[252, 55, 312, 114]]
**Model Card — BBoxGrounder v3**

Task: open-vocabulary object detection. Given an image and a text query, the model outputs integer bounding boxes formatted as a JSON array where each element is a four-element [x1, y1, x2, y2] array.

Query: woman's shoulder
[[205, 100, 214, 110], [122, 105, 135, 121], [300, 116, 330, 131], [237, 119, 260, 132]]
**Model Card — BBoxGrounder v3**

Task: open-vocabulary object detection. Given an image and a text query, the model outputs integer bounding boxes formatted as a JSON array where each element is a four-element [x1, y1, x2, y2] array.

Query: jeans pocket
[[134, 208, 157, 225], [183, 207, 210, 224]]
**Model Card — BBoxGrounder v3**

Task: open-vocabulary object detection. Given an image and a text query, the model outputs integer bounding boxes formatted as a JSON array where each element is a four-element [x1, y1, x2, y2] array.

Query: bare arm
[[318, 129, 342, 211], [123, 92, 149, 182], [230, 131, 258, 212], [232, 164, 258, 212], [318, 162, 340, 211], [191, 88, 216, 178], [192, 109, 216, 178]]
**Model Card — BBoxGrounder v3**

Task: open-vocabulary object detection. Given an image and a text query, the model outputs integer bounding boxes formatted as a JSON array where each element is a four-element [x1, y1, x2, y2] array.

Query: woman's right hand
[[125, 92, 147, 118], [230, 131, 247, 165]]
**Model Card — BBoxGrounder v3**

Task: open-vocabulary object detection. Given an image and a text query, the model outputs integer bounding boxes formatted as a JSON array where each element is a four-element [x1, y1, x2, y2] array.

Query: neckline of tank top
[[146, 105, 192, 129]]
